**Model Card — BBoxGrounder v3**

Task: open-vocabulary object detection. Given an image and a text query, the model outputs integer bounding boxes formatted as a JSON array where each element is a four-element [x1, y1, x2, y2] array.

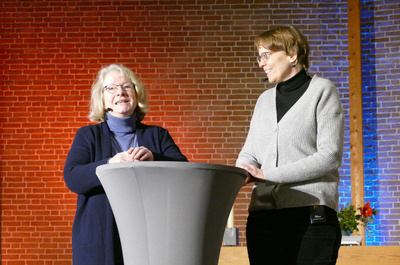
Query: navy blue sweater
[[63, 121, 188, 265]]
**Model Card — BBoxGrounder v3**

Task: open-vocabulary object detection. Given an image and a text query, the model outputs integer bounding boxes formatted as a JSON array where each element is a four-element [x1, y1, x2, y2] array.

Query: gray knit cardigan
[[236, 75, 344, 212]]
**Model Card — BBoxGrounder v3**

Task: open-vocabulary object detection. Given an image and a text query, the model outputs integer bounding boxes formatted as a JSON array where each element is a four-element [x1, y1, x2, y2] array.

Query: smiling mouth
[[115, 100, 129, 105]]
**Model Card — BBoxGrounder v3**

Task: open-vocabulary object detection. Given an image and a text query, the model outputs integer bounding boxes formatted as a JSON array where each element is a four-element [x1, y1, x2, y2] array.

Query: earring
[[292, 59, 298, 68]]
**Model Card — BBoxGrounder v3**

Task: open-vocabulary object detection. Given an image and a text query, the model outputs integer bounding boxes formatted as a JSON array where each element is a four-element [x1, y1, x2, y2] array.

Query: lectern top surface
[[96, 161, 247, 179]]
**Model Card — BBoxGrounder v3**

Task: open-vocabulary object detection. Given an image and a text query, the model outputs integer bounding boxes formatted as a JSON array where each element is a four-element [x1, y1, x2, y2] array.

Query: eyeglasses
[[256, 51, 274, 63], [103, 83, 135, 94]]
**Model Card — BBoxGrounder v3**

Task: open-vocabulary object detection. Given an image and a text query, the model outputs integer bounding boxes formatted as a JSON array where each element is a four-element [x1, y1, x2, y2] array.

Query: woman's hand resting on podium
[[108, 146, 154, 163], [237, 164, 265, 186]]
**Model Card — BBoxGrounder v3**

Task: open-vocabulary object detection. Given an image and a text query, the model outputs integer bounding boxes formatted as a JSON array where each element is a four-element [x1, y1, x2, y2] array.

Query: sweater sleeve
[[236, 101, 264, 168], [236, 88, 276, 168], [63, 127, 109, 195]]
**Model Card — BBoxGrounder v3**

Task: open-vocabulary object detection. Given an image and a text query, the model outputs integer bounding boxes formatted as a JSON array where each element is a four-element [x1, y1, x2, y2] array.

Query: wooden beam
[[347, 0, 365, 244]]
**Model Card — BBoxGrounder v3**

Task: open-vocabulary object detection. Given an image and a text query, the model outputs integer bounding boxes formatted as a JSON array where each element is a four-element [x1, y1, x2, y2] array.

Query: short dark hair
[[255, 25, 309, 69]]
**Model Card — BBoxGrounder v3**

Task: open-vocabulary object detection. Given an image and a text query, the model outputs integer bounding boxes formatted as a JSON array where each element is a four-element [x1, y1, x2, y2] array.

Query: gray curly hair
[[88, 64, 149, 123]]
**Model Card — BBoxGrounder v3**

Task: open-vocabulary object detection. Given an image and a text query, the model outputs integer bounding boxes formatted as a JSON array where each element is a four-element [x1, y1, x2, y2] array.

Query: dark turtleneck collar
[[106, 112, 137, 133], [276, 69, 311, 122], [277, 68, 311, 94]]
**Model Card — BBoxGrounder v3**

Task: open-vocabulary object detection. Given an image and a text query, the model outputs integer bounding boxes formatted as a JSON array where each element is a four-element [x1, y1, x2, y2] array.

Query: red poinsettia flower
[[361, 201, 373, 217]]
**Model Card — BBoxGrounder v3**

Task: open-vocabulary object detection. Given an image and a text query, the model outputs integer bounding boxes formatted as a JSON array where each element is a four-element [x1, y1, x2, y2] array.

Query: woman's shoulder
[[308, 75, 340, 97], [77, 123, 102, 130], [74, 123, 104, 137], [136, 122, 167, 133], [256, 85, 275, 101], [254, 87, 276, 110], [309, 75, 343, 111], [310, 74, 336, 89]]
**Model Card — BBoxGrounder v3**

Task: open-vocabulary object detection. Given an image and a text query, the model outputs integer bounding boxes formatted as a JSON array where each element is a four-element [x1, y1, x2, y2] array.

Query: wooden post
[[347, 0, 365, 244]]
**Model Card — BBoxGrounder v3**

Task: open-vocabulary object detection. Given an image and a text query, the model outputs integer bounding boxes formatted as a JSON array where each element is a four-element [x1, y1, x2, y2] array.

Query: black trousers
[[246, 206, 342, 265]]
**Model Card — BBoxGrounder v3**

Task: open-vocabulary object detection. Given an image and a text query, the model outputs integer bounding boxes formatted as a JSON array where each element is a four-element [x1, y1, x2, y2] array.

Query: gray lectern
[[96, 161, 246, 265]]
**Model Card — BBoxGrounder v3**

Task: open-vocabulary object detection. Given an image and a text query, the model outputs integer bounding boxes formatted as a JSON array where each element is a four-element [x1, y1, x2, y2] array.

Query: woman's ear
[[289, 53, 298, 68], [289, 53, 298, 64]]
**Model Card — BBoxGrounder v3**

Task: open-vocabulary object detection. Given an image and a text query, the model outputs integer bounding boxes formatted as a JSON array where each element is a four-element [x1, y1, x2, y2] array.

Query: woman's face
[[103, 70, 137, 118], [257, 47, 298, 84]]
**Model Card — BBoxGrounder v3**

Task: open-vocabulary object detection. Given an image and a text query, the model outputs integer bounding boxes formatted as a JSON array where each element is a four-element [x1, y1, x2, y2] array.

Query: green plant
[[338, 201, 378, 235]]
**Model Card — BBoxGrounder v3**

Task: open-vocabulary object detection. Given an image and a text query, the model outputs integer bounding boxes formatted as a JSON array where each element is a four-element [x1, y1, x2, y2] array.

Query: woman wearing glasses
[[64, 64, 188, 265], [237, 26, 344, 265]]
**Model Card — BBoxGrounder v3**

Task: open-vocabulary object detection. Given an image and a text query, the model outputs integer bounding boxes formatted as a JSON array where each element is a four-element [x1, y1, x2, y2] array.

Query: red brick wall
[[1, 0, 398, 263]]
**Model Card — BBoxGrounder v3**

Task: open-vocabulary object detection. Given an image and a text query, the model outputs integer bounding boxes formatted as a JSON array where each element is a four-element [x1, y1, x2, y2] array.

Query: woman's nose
[[115, 86, 127, 95]]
